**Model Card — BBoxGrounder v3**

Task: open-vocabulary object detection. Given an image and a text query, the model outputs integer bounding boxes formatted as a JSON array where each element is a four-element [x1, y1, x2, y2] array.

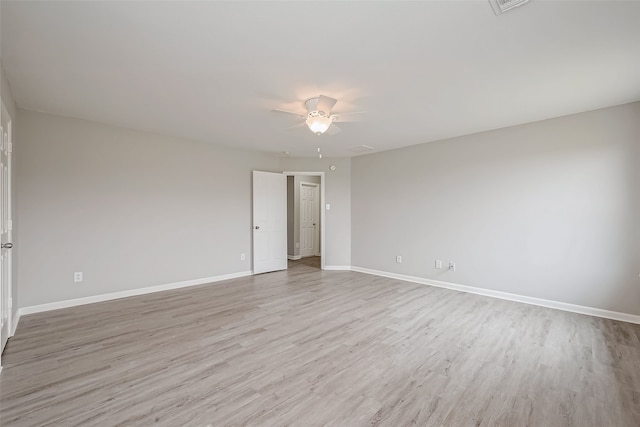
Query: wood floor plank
[[1, 258, 639, 426]]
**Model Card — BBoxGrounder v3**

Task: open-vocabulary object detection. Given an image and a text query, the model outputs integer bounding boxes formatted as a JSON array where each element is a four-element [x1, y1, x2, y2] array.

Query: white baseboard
[[17, 270, 253, 318], [287, 255, 302, 260], [10, 311, 20, 337], [351, 266, 640, 325], [13, 266, 640, 331]]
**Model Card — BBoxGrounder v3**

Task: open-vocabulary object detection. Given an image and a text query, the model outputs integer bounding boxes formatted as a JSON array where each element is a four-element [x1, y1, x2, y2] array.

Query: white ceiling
[[2, 1, 640, 157]]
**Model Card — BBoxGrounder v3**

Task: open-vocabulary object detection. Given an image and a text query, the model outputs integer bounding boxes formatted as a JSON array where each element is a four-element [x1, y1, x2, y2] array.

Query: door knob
[[1, 243, 13, 249], [255, 226, 260, 229]]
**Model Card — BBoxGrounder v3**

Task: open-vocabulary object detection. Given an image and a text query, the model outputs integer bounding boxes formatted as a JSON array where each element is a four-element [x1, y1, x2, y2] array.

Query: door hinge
[[8, 219, 12, 231], [8, 142, 12, 153], [8, 297, 12, 309]]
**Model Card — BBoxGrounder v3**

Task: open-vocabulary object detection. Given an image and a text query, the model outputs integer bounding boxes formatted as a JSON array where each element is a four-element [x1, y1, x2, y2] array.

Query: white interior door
[[252, 171, 287, 274], [0, 101, 13, 356], [299, 182, 319, 258]]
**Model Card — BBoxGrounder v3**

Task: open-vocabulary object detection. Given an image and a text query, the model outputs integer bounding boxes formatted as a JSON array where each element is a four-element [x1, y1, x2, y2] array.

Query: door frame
[[0, 98, 13, 366], [283, 171, 325, 270], [299, 181, 320, 258]]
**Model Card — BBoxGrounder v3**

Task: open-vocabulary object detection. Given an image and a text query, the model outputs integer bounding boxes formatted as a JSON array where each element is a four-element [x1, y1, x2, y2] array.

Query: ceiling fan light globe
[[306, 114, 332, 135]]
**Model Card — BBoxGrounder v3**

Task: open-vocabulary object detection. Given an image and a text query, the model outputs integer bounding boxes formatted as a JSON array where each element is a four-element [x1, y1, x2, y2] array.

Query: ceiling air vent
[[347, 145, 375, 153], [489, 0, 530, 15]]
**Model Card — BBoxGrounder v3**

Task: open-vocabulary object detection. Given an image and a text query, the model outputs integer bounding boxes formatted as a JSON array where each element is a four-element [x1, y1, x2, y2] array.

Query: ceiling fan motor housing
[[305, 97, 320, 113]]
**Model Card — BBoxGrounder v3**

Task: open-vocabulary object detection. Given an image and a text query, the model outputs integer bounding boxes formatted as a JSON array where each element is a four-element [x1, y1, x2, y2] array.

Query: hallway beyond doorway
[[288, 256, 320, 270]]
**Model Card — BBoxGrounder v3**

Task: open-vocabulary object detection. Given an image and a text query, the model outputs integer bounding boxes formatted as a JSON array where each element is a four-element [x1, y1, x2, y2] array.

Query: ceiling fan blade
[[272, 109, 306, 118], [285, 122, 307, 131], [316, 95, 337, 114], [327, 124, 342, 136], [331, 111, 367, 122]]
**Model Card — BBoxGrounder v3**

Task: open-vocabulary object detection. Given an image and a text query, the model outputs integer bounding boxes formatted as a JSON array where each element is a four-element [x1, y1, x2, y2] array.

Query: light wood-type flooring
[[1, 258, 639, 426]]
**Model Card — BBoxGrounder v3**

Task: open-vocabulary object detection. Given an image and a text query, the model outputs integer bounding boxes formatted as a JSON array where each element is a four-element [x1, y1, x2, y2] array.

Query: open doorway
[[284, 172, 325, 270]]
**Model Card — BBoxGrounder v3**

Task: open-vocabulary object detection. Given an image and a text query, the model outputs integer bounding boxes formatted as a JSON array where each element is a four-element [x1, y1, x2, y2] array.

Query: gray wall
[[280, 157, 351, 268], [1, 66, 16, 119], [352, 102, 640, 315], [17, 110, 280, 307]]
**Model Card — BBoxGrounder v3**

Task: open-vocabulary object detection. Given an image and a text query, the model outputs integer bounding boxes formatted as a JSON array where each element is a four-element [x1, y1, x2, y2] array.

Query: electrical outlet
[[435, 260, 442, 269], [396, 255, 402, 263], [74, 272, 83, 282], [449, 262, 456, 271], [296, 242, 300, 249], [240, 253, 246, 261]]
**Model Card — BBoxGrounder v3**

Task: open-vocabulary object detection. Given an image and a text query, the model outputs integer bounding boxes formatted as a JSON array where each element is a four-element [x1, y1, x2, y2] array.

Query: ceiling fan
[[272, 95, 364, 136]]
